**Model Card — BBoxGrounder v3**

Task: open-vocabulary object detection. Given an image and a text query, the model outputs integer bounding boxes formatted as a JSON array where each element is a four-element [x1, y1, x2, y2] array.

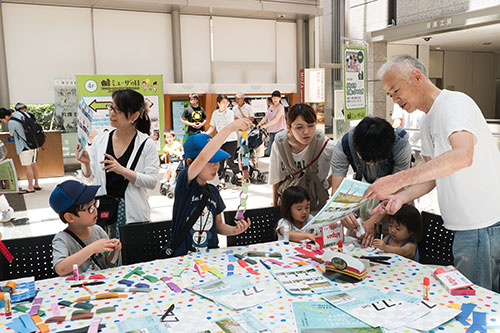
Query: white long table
[[1, 241, 499, 332]]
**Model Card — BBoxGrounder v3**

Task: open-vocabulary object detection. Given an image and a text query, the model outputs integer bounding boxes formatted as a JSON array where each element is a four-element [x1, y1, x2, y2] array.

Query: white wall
[[443, 51, 473, 94], [211, 16, 276, 83], [429, 51, 444, 78], [180, 15, 211, 83], [276, 22, 297, 84], [471, 52, 495, 119], [2, 3, 94, 104], [2, 5, 297, 104], [443, 50, 496, 118], [93, 9, 174, 88]]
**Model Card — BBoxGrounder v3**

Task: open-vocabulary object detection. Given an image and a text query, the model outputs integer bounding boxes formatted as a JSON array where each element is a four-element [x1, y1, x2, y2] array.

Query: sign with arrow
[[76, 74, 164, 152]]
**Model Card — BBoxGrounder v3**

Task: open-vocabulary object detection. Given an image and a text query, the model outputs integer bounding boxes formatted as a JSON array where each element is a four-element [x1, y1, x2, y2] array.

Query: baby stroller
[[242, 127, 267, 184], [159, 159, 183, 198]]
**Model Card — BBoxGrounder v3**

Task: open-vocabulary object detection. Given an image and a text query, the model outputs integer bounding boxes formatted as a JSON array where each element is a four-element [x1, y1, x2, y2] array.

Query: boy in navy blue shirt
[[171, 118, 252, 256]]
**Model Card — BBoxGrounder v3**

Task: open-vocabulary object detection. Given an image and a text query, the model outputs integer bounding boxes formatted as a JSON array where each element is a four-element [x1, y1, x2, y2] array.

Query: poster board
[[343, 46, 367, 121], [76, 75, 164, 152]]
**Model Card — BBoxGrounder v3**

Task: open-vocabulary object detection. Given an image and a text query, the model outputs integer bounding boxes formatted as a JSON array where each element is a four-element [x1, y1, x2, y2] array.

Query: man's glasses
[[106, 104, 122, 114], [79, 200, 100, 214]]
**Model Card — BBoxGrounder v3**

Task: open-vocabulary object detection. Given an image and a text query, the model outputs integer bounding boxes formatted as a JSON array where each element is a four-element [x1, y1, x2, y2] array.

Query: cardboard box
[[433, 266, 475, 296]]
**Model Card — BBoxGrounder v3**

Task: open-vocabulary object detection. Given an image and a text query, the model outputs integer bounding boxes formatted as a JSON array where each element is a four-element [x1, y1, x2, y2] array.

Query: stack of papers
[[292, 301, 382, 332], [187, 275, 278, 310], [270, 265, 339, 295], [321, 286, 461, 331]]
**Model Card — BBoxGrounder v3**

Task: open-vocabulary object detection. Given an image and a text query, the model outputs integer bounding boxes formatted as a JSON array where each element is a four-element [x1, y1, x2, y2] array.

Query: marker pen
[[73, 264, 79, 281], [4, 293, 12, 316], [423, 277, 430, 300]]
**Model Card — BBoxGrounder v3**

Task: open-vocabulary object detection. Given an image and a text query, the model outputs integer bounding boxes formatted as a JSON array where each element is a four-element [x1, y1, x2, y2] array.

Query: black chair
[[418, 211, 454, 266], [223, 206, 280, 246], [119, 220, 172, 265], [0, 234, 58, 281]]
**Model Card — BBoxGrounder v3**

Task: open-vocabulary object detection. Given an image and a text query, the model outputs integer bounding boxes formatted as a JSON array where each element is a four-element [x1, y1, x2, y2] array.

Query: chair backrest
[[119, 221, 172, 265], [0, 234, 57, 281], [418, 211, 454, 266], [224, 206, 280, 246]]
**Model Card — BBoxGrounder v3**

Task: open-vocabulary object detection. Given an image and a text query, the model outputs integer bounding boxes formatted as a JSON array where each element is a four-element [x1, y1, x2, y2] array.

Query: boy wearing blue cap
[[170, 118, 252, 257], [49, 180, 121, 276]]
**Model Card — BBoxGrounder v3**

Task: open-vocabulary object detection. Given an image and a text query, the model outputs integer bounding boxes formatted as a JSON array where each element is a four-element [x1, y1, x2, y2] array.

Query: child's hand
[[231, 118, 253, 132], [306, 233, 316, 242], [372, 239, 386, 251], [90, 239, 115, 254], [110, 238, 122, 252], [232, 218, 251, 235]]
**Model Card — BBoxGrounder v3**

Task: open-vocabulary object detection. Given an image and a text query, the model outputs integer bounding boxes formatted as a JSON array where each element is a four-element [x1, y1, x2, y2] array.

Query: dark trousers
[[218, 141, 239, 178]]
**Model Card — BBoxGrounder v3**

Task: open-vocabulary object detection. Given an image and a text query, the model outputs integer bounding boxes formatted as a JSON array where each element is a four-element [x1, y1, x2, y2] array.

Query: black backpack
[[11, 112, 46, 149]]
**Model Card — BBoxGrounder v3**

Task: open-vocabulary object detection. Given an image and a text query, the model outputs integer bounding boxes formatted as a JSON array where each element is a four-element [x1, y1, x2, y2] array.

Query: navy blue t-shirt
[[171, 168, 225, 257]]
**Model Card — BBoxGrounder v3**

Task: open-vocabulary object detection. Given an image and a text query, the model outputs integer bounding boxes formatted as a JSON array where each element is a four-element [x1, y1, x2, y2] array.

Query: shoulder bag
[[96, 137, 148, 227]]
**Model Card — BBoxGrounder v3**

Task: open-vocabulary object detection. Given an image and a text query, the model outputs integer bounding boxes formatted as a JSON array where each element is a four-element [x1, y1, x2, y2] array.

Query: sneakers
[[0, 207, 14, 223]]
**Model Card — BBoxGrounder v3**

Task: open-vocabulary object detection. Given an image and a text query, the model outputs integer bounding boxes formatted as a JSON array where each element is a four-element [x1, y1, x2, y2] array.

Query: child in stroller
[[160, 130, 183, 198], [245, 127, 267, 184], [218, 127, 267, 189]]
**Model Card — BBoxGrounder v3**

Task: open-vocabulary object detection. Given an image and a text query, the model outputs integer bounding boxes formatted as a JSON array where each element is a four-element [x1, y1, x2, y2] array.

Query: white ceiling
[[393, 22, 500, 52], [2, 0, 321, 19]]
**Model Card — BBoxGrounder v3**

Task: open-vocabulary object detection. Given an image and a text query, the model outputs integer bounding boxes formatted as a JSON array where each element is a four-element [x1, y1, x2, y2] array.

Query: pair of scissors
[[360, 255, 391, 265]]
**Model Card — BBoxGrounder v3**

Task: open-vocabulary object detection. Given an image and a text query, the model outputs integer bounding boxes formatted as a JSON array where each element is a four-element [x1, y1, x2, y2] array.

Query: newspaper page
[[0, 159, 18, 193], [302, 178, 370, 230]]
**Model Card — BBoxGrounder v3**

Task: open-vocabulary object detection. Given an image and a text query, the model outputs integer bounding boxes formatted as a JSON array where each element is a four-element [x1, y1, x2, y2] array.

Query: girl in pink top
[[258, 90, 286, 157]]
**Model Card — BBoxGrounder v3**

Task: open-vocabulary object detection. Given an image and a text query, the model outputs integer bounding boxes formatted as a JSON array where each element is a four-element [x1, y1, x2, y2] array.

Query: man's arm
[[366, 131, 474, 199]]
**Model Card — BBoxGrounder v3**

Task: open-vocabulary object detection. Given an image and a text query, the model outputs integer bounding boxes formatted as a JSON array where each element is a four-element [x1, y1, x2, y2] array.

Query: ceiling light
[[436, 47, 441, 50]]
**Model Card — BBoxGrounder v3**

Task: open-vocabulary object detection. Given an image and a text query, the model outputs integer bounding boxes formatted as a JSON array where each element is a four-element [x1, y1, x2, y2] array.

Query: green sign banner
[[343, 46, 367, 121], [76, 75, 164, 151]]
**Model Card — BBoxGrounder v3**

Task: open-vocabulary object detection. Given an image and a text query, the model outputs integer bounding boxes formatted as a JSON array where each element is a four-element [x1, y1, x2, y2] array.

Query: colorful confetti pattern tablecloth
[[0, 241, 499, 332]]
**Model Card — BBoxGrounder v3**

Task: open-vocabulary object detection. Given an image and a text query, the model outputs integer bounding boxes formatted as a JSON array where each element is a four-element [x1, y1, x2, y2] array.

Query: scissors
[[359, 255, 391, 265]]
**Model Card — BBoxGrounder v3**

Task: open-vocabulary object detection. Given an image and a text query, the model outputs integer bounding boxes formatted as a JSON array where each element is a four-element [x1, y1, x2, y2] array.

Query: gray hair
[[377, 55, 428, 81]]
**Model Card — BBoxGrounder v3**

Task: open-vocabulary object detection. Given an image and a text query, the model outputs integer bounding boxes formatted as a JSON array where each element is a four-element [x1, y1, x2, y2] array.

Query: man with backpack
[[0, 103, 44, 194], [331, 117, 412, 247]]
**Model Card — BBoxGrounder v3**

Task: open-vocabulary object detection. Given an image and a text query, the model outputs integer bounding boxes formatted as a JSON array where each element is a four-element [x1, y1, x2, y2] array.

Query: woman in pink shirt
[[258, 90, 286, 157]]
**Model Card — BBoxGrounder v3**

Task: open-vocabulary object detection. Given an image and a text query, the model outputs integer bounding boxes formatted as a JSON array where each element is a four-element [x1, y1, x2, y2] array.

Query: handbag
[[96, 137, 148, 227], [158, 185, 210, 259]]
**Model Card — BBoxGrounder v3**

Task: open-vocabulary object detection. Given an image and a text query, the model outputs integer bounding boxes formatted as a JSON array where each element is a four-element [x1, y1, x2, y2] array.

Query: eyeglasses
[[78, 200, 100, 214], [106, 104, 122, 114]]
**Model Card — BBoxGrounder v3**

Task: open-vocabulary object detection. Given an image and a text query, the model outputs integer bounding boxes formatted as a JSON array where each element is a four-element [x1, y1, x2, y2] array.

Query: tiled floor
[[0, 157, 276, 242], [0, 155, 440, 242]]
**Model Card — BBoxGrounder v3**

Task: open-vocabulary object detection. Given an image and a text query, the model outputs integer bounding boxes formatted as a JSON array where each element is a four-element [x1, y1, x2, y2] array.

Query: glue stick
[[355, 215, 365, 238], [283, 225, 289, 245], [73, 264, 79, 281], [4, 293, 11, 316]]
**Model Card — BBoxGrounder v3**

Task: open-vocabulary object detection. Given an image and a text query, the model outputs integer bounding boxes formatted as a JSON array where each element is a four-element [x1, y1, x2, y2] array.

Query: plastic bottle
[[283, 225, 289, 245]]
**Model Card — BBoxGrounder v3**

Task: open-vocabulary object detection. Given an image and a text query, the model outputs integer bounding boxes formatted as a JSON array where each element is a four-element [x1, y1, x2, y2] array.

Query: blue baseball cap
[[49, 180, 100, 214], [183, 133, 230, 163]]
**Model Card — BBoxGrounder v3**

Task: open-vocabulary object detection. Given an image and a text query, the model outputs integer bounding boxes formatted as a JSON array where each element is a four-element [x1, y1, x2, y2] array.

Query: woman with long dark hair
[[76, 89, 159, 238]]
